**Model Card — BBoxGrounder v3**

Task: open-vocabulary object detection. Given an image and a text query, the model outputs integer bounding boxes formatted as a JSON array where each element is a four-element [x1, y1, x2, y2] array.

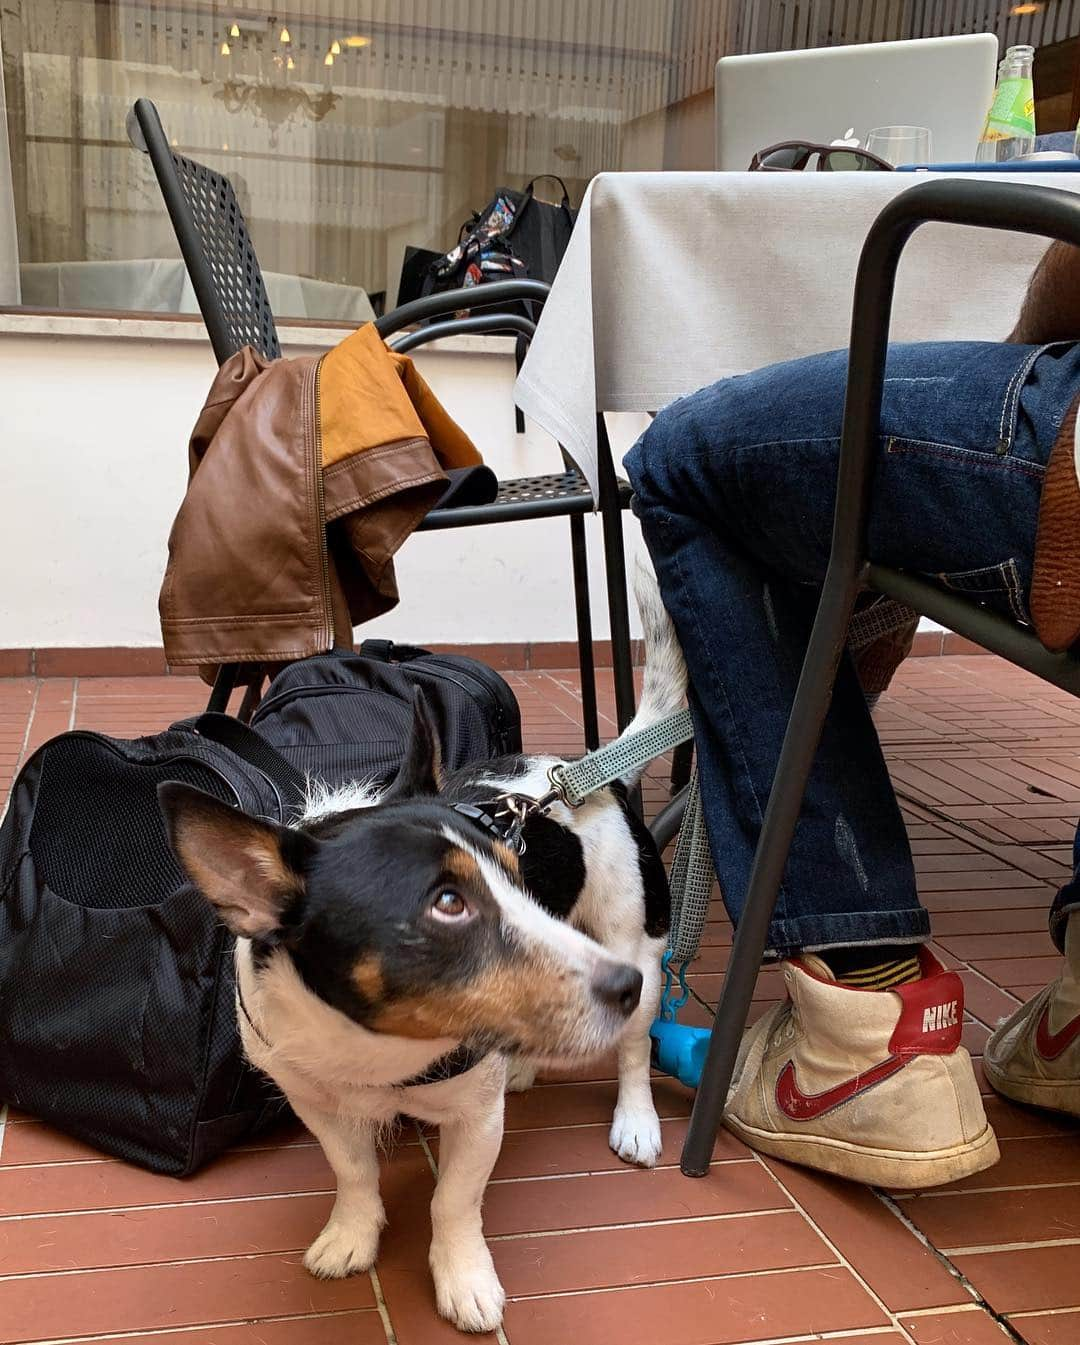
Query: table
[[515, 170, 1080, 499]]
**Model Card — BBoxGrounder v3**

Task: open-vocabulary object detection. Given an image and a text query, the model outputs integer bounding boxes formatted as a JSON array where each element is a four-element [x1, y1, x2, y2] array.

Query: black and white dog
[[159, 563, 685, 1333]]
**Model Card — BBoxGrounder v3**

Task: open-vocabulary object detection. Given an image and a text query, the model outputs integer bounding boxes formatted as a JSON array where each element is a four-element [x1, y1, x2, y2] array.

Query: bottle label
[[980, 76, 1035, 141]]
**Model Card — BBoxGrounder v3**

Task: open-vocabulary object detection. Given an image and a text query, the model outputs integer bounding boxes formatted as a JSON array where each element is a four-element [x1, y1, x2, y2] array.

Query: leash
[[657, 769, 713, 1022]]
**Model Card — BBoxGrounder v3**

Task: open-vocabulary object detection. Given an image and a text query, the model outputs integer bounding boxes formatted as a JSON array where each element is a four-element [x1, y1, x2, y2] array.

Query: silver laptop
[[715, 34, 998, 170]]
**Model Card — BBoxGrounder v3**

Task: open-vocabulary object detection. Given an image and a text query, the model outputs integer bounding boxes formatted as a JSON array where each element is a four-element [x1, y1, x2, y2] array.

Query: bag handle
[[523, 175, 571, 207], [190, 713, 308, 811], [359, 638, 430, 664]]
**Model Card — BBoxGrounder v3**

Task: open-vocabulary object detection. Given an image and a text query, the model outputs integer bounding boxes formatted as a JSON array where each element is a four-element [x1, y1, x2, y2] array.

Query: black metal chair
[[127, 98, 636, 741], [680, 178, 1080, 1177]]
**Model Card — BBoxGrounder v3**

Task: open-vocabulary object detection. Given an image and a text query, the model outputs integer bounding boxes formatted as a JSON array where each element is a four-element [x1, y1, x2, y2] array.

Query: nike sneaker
[[724, 948, 999, 1187], [985, 913, 1080, 1117]]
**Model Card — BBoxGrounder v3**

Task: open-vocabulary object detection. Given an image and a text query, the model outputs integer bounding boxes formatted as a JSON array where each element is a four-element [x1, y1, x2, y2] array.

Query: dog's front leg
[[294, 1103, 385, 1279], [429, 1093, 506, 1333], [610, 936, 665, 1167]]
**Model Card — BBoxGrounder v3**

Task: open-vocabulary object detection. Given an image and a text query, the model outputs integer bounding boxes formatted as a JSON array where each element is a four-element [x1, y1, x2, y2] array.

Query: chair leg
[[649, 782, 688, 853], [670, 739, 694, 796], [595, 417, 636, 734], [206, 662, 239, 714], [569, 514, 601, 751], [237, 673, 265, 725], [679, 565, 862, 1176]]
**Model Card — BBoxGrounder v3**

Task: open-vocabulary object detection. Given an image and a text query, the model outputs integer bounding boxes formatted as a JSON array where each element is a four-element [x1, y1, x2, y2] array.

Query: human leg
[[626, 339, 1080, 1180]]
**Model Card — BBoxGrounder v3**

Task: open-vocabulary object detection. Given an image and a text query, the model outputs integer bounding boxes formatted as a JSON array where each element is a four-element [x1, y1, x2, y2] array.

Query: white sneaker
[[724, 949, 999, 1188], [985, 913, 1080, 1117]]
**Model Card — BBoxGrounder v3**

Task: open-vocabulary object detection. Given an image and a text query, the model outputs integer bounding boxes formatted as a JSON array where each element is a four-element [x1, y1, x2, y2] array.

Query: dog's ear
[[385, 687, 443, 799], [157, 782, 311, 938]]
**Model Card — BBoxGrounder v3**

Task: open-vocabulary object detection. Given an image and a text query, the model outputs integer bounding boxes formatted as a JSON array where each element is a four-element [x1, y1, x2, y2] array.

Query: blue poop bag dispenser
[[649, 950, 711, 1089]]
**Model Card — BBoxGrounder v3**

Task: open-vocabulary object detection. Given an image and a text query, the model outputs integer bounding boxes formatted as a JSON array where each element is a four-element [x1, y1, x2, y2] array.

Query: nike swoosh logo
[[776, 1055, 908, 1121], [1035, 1004, 1080, 1061]]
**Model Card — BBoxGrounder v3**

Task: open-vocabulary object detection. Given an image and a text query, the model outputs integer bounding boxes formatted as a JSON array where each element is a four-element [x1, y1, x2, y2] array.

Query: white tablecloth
[[515, 170, 1080, 499], [19, 258, 376, 324]]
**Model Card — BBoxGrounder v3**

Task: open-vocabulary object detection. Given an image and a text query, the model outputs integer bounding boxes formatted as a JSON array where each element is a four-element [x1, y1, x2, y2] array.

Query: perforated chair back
[[128, 98, 280, 364]]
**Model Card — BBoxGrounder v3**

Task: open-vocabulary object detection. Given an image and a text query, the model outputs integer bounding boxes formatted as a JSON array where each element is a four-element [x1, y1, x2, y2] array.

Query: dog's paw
[[504, 1056, 537, 1094], [431, 1240, 506, 1333], [304, 1216, 382, 1279], [609, 1104, 662, 1167]]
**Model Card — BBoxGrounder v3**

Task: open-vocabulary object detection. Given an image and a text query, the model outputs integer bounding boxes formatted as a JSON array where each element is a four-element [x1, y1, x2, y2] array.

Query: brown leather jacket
[[160, 323, 480, 680]]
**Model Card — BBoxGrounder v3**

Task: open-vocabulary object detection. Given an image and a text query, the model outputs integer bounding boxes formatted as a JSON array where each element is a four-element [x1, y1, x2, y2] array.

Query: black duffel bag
[[0, 645, 521, 1174], [250, 640, 522, 790]]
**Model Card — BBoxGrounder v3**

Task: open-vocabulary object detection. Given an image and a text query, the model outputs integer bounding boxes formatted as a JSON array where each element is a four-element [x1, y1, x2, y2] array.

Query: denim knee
[[625, 350, 853, 514]]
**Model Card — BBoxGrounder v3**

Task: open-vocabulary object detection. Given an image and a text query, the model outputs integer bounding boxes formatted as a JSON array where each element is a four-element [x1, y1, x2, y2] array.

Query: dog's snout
[[591, 963, 643, 1017]]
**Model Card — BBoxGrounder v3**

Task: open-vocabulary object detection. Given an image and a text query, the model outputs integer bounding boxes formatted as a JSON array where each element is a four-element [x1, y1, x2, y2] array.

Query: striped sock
[[823, 945, 923, 990]]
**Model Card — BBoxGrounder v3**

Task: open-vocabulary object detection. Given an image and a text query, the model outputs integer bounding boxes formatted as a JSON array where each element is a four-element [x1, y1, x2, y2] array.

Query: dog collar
[[450, 795, 534, 854], [400, 1044, 488, 1086]]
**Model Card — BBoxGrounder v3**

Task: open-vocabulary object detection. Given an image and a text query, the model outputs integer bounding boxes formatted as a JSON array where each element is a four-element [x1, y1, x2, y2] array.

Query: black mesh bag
[[0, 714, 304, 1175]]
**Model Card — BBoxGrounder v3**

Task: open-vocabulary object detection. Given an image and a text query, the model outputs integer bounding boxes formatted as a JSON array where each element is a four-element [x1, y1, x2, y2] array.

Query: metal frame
[[680, 178, 1080, 1177], [130, 99, 636, 743]]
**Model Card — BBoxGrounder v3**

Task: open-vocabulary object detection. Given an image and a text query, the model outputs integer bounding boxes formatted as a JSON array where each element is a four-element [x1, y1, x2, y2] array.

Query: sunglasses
[[749, 141, 894, 172]]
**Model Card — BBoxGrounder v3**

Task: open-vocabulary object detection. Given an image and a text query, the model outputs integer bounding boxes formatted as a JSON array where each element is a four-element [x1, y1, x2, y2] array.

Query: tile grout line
[[756, 1160, 919, 1345], [416, 1125, 512, 1345], [0, 1201, 796, 1241], [875, 1190, 1032, 1345], [894, 1178, 1080, 1201], [487, 1206, 795, 1243], [0, 1126, 709, 1175], [1010, 1305, 1080, 1319], [2, 678, 40, 825], [0, 1155, 755, 1221], [486, 1154, 746, 1186], [940, 1235, 1080, 1256], [899, 1303, 1001, 1319], [368, 1265, 399, 1345], [0, 1189, 344, 1222], [0, 1248, 353, 1283], [503, 1260, 869, 1304], [0, 1308, 375, 1345]]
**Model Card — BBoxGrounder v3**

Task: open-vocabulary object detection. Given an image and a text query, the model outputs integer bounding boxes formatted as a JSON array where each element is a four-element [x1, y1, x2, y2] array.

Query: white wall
[[0, 319, 649, 651]]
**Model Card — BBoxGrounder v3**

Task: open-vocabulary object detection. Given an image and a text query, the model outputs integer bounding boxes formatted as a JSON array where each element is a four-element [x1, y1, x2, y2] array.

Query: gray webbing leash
[[539, 707, 694, 808], [665, 769, 714, 964]]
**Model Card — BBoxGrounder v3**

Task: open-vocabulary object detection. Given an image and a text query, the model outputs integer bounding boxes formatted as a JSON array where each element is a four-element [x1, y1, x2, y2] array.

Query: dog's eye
[[429, 890, 472, 922]]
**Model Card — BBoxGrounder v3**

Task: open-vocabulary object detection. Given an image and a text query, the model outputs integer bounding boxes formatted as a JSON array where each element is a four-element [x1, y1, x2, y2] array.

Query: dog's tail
[[612, 555, 687, 782]]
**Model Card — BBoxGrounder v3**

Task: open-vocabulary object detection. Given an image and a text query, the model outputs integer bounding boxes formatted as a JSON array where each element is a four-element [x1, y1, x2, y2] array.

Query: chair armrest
[[833, 179, 1080, 576], [389, 312, 536, 354], [374, 280, 549, 341]]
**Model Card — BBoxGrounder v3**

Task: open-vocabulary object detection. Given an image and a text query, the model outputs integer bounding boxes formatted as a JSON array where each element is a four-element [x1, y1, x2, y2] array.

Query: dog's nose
[[591, 963, 643, 1017]]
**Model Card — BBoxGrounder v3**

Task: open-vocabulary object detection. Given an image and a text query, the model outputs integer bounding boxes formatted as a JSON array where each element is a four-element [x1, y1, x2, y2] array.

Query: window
[[0, 2, 730, 319], [1, 2, 1077, 321]]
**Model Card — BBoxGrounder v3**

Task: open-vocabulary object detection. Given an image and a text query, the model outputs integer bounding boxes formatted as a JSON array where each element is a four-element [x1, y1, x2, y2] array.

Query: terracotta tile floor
[[1, 655, 1079, 1345]]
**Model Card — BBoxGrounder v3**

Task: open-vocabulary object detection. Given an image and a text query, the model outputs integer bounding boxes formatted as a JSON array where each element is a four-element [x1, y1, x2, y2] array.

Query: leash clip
[[494, 793, 531, 855], [535, 764, 575, 811]]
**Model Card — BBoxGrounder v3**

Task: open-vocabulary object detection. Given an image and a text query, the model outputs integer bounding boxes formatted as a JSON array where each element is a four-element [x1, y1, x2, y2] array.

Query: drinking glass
[[865, 126, 932, 167]]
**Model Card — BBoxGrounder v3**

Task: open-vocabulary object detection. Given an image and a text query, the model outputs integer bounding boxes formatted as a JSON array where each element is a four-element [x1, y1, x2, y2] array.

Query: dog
[[158, 561, 685, 1333]]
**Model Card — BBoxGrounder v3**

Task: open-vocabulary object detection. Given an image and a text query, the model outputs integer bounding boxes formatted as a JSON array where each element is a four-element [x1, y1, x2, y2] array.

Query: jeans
[[626, 340, 1080, 958]]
